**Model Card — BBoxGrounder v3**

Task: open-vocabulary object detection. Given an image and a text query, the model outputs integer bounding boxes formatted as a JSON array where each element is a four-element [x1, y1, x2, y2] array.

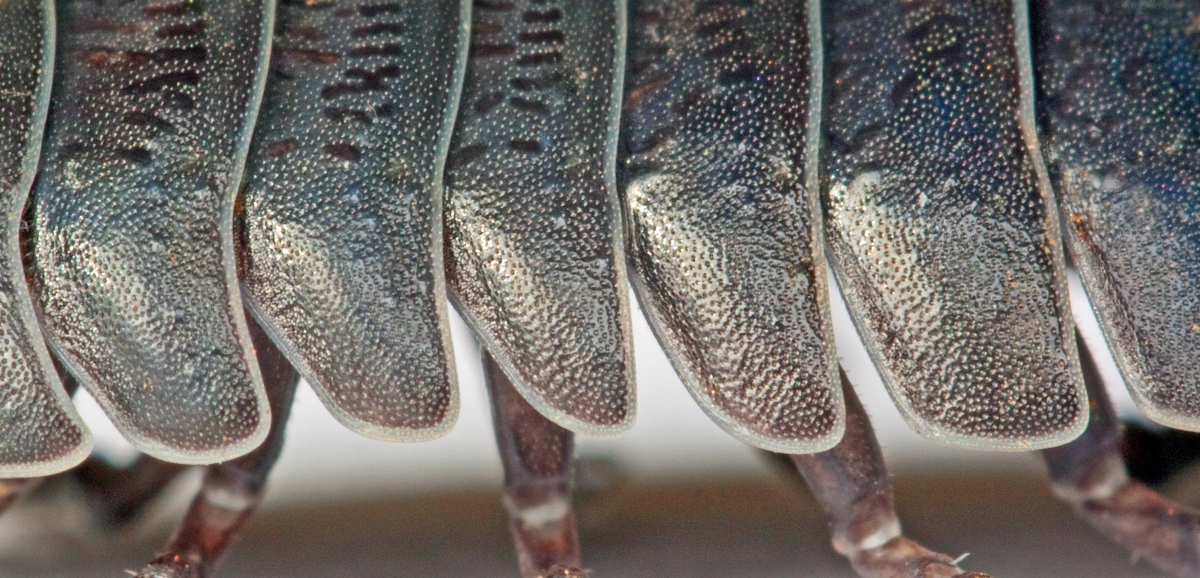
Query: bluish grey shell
[[30, 0, 273, 463], [1032, 0, 1200, 431], [240, 0, 469, 441], [619, 0, 842, 453], [444, 0, 635, 435], [820, 0, 1086, 450], [12, 0, 1193, 470], [0, 0, 92, 477]]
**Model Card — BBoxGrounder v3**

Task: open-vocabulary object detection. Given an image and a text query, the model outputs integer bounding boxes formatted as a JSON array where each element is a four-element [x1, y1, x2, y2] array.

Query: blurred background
[[0, 270, 1183, 577]]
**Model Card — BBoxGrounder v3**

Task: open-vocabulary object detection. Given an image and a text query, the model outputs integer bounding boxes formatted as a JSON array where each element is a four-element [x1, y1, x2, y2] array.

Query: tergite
[[1, 0, 1199, 577]]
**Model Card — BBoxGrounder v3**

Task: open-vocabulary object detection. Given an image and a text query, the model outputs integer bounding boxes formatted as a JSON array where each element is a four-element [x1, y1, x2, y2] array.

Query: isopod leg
[[484, 350, 585, 578], [0, 478, 41, 514], [1041, 334, 1200, 578], [134, 316, 299, 578], [73, 455, 187, 526], [790, 369, 990, 578]]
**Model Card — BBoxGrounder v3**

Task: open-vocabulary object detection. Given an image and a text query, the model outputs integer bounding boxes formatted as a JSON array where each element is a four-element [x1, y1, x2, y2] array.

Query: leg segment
[[0, 477, 41, 514], [484, 350, 585, 578], [1121, 423, 1200, 490], [74, 455, 188, 526], [135, 315, 300, 578], [1041, 334, 1200, 577], [790, 369, 990, 578]]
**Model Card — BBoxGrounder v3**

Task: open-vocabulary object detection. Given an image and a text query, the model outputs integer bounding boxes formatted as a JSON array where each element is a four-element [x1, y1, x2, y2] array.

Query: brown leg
[[1041, 334, 1200, 577], [73, 455, 188, 526], [484, 350, 585, 578], [135, 315, 299, 578], [791, 369, 990, 578], [0, 477, 41, 514]]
